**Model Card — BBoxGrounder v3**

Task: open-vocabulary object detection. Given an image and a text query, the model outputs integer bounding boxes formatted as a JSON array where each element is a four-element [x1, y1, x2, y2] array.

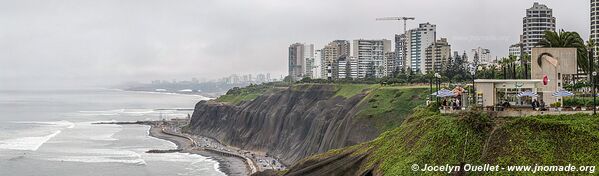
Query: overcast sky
[[0, 0, 590, 89]]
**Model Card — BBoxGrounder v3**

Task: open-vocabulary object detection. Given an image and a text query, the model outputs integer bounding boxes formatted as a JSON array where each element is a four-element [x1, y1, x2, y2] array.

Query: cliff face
[[188, 85, 379, 165]]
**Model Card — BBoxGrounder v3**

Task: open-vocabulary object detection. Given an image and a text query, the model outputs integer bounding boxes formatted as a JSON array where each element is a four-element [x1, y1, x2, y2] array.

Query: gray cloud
[[0, 0, 589, 89]]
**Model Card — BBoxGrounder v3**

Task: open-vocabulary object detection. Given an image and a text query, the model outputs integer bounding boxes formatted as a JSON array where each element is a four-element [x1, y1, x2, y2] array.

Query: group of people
[[442, 98, 462, 110], [531, 99, 547, 111]]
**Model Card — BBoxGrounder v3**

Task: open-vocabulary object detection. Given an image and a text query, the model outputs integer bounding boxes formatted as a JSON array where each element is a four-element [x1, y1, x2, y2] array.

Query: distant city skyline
[[0, 0, 591, 89]]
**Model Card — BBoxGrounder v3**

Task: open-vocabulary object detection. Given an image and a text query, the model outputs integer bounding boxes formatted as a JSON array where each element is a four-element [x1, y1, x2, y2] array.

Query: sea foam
[[0, 130, 61, 151]]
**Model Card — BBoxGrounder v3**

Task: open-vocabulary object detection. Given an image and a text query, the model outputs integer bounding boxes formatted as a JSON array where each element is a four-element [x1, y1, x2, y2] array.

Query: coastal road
[[149, 125, 253, 176]]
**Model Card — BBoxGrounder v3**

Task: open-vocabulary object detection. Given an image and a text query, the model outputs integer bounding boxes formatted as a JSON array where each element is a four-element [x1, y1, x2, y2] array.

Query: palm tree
[[587, 39, 597, 70], [498, 57, 509, 79], [536, 30, 589, 73], [521, 52, 531, 79]]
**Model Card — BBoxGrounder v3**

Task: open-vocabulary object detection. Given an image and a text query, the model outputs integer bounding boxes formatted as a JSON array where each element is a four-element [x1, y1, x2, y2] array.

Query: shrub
[[550, 102, 561, 107], [457, 110, 493, 133]]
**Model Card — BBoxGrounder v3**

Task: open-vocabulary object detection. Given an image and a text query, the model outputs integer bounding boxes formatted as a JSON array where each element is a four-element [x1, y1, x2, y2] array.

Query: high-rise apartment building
[[303, 44, 315, 78], [470, 47, 492, 65], [353, 39, 392, 78], [288, 43, 314, 81], [522, 2, 556, 54], [313, 50, 322, 79], [509, 43, 523, 59], [320, 40, 351, 80], [394, 34, 407, 72], [592, 0, 599, 56], [337, 55, 358, 79], [405, 23, 436, 74], [385, 52, 396, 76], [288, 43, 305, 81], [424, 38, 451, 73]]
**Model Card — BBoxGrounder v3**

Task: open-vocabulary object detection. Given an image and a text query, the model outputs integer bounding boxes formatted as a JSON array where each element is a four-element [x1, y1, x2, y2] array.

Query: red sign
[[543, 75, 548, 85]]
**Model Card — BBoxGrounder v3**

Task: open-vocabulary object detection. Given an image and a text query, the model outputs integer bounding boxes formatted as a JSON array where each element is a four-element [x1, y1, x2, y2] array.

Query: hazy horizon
[[0, 0, 590, 89]]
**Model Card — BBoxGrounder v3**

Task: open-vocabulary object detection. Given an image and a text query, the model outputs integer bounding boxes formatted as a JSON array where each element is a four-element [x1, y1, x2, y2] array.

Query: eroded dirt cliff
[[188, 84, 379, 165]]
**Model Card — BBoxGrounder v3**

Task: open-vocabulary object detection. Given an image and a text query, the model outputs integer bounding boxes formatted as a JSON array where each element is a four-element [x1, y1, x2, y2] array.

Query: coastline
[[121, 89, 222, 99], [147, 124, 251, 176]]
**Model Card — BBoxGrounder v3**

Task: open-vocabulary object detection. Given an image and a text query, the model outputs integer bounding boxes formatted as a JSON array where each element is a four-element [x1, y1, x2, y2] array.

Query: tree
[[521, 52, 531, 79], [536, 30, 589, 73], [443, 53, 469, 82]]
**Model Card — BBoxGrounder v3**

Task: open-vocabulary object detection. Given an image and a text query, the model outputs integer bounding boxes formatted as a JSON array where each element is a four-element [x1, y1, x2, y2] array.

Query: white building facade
[[522, 2, 556, 54], [405, 23, 436, 74], [592, 0, 599, 56], [352, 39, 392, 78], [470, 47, 492, 65]]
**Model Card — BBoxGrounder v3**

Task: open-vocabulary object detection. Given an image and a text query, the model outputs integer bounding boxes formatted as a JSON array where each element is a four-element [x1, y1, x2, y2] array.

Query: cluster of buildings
[[288, 2, 587, 83], [290, 23, 511, 81], [288, 23, 498, 81], [220, 73, 275, 84], [288, 2, 578, 82], [150, 73, 277, 86], [288, 23, 457, 81]]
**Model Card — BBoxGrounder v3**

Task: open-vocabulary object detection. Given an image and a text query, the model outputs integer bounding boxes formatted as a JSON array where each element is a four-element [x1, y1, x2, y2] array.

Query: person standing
[[540, 100, 546, 111]]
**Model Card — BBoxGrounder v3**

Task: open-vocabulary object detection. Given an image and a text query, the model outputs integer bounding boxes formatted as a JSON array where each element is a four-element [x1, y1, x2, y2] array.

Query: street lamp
[[469, 63, 477, 107], [429, 75, 433, 101], [435, 73, 441, 103], [593, 71, 597, 115], [590, 48, 596, 115]]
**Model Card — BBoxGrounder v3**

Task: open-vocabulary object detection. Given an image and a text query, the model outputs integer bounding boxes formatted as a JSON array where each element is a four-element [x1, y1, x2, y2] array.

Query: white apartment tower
[[337, 55, 358, 79], [592, 0, 599, 56], [303, 44, 315, 78], [405, 23, 436, 74], [470, 47, 492, 65], [522, 2, 556, 54], [352, 39, 392, 78], [313, 50, 322, 79]]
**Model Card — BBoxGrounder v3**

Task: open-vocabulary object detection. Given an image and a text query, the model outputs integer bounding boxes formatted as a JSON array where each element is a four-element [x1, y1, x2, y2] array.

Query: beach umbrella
[[431, 89, 447, 96], [552, 90, 574, 97], [431, 89, 455, 97], [517, 90, 538, 97]]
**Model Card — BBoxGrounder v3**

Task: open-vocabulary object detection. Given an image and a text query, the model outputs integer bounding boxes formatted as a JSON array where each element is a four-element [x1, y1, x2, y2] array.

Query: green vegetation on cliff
[[285, 107, 599, 175], [215, 83, 279, 104], [350, 86, 429, 131], [333, 84, 379, 98]]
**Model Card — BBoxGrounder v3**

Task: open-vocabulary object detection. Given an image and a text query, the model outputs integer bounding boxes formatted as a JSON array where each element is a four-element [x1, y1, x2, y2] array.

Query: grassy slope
[[296, 107, 599, 175], [351, 85, 430, 131], [215, 84, 274, 104], [334, 84, 380, 98]]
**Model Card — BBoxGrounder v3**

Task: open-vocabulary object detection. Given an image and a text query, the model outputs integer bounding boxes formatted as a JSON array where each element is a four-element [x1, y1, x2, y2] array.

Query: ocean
[[0, 89, 225, 176]]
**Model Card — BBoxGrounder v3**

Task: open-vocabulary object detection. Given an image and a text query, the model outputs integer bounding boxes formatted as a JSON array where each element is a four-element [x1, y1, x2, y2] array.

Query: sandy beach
[[148, 125, 250, 176]]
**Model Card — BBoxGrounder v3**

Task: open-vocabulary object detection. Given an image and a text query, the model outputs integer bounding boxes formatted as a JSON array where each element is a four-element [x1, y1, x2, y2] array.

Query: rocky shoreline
[[95, 120, 252, 175], [147, 125, 251, 176]]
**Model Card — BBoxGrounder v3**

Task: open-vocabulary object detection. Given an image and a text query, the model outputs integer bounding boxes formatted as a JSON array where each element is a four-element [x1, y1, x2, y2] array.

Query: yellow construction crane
[[375, 17, 415, 34]]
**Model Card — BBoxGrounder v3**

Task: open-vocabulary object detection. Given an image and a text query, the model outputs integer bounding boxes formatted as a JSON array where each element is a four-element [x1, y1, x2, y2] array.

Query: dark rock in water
[[188, 84, 379, 166]]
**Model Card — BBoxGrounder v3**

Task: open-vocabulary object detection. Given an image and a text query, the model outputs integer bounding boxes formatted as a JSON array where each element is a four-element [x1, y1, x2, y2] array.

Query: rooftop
[[474, 79, 542, 83]]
